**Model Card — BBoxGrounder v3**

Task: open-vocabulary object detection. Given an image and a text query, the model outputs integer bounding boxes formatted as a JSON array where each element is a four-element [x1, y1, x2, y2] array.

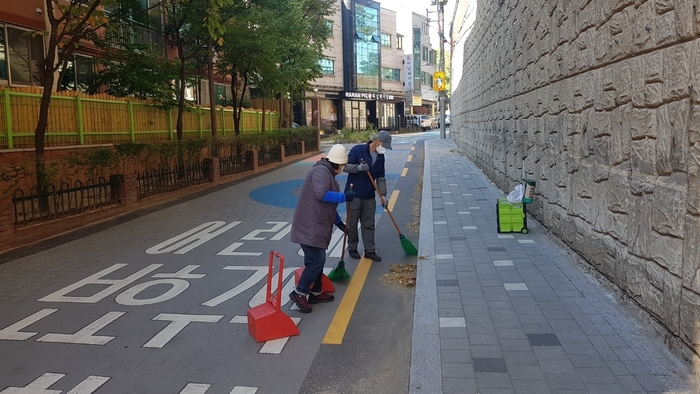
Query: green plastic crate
[[496, 198, 528, 233]]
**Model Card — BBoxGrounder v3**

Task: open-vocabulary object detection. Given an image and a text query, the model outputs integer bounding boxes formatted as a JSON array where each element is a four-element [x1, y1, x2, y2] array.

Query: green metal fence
[[0, 89, 280, 149]]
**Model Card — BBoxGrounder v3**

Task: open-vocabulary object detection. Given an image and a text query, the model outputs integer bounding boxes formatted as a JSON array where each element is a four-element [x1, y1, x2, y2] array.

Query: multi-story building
[[0, 1, 47, 87], [409, 12, 438, 116], [301, 0, 408, 133], [301, 0, 440, 133], [0, 1, 231, 105]]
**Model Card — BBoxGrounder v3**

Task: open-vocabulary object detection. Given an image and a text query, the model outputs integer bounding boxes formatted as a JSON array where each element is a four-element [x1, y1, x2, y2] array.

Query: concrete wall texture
[[449, 0, 700, 370]]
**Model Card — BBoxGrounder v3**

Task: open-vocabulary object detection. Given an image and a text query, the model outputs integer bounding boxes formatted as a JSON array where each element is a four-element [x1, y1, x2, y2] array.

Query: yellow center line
[[388, 190, 399, 212], [323, 257, 372, 344], [407, 155, 413, 162], [322, 189, 400, 344], [401, 168, 408, 177]]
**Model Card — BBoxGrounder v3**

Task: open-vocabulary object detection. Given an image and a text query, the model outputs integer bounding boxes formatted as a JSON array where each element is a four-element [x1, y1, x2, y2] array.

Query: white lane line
[[493, 260, 514, 266], [180, 383, 211, 394], [66, 376, 110, 394], [504, 283, 529, 291]]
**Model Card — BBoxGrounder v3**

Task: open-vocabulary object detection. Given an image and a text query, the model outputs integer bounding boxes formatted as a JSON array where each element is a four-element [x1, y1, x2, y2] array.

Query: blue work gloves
[[357, 162, 370, 172], [345, 190, 354, 202], [337, 221, 347, 234]]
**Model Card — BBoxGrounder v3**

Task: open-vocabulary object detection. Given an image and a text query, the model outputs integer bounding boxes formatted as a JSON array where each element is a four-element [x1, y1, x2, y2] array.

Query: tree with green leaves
[[216, 0, 334, 134]]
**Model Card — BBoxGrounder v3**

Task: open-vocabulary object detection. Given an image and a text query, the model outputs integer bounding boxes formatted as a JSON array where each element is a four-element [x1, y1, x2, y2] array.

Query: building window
[[422, 72, 432, 86], [422, 47, 429, 62], [381, 33, 391, 47], [60, 56, 96, 93], [422, 22, 429, 35], [5, 26, 44, 86], [397, 34, 403, 50], [382, 68, 400, 81], [326, 20, 333, 36], [0, 28, 6, 82], [430, 49, 437, 65], [319, 58, 334, 75], [354, 3, 380, 91]]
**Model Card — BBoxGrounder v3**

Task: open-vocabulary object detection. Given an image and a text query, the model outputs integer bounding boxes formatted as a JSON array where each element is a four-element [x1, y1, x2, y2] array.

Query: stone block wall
[[450, 0, 700, 368]]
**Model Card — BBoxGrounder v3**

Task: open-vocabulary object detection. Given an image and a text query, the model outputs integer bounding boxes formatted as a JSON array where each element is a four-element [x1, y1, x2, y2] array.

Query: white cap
[[327, 144, 348, 165]]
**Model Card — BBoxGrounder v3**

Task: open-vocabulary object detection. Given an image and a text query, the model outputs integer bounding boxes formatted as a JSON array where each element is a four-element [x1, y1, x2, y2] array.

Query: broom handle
[[362, 160, 403, 235], [340, 184, 352, 259]]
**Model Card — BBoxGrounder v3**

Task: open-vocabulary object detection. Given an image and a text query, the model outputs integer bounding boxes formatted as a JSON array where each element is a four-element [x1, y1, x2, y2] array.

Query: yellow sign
[[412, 95, 422, 106], [433, 72, 446, 91]]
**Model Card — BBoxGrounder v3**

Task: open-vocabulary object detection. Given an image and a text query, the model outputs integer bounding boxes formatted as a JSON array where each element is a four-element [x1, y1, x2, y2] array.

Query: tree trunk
[[231, 75, 240, 136], [176, 62, 186, 142], [207, 39, 217, 155]]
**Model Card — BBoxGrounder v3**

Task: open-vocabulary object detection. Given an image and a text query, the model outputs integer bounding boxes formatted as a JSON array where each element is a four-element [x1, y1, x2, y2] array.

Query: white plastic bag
[[507, 184, 524, 203]]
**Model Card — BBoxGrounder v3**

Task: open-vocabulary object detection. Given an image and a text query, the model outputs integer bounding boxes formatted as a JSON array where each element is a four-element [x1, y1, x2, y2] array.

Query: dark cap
[[378, 130, 392, 150]]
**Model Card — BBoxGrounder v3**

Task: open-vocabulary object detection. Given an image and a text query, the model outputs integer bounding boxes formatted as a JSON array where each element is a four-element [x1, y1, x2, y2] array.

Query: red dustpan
[[293, 267, 335, 293], [247, 251, 300, 343]]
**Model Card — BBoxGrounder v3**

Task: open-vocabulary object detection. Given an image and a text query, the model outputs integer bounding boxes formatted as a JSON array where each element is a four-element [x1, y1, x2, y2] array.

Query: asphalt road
[[0, 132, 436, 394]]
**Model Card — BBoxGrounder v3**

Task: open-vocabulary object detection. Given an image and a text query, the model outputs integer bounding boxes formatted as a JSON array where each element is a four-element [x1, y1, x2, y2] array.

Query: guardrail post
[[4, 89, 13, 149], [76, 95, 85, 145], [301, 141, 306, 155], [280, 144, 287, 163], [128, 101, 136, 142], [252, 149, 259, 171]]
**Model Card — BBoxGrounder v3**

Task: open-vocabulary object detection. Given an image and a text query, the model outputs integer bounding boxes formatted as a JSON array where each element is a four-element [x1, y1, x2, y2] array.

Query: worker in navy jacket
[[343, 130, 392, 261]]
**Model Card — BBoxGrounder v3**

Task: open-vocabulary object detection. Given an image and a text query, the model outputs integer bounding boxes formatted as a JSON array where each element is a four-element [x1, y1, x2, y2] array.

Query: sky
[[376, 0, 456, 46]]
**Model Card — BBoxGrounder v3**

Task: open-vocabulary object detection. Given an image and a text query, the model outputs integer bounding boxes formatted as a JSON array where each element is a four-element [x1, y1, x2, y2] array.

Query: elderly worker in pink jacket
[[289, 144, 354, 313]]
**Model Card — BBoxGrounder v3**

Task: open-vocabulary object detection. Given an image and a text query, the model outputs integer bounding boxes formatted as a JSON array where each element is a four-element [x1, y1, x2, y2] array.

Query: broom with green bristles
[[329, 184, 353, 281], [365, 165, 418, 256]]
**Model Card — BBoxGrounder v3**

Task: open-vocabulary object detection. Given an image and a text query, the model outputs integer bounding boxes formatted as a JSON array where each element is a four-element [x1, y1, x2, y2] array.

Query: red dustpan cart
[[247, 251, 300, 342]]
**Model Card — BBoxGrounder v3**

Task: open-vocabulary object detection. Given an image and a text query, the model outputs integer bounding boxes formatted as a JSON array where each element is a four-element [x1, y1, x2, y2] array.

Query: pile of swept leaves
[[382, 263, 417, 288]]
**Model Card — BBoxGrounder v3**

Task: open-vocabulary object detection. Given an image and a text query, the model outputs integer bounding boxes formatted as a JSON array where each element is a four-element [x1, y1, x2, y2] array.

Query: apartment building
[[0, 1, 47, 87], [410, 12, 438, 116], [301, 0, 440, 132]]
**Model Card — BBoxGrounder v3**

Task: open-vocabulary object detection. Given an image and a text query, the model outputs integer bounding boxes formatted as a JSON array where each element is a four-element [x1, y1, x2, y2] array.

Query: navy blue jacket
[[344, 142, 385, 199]]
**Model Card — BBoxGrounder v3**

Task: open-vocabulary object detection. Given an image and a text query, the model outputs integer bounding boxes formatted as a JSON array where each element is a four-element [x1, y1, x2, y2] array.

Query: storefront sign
[[344, 92, 395, 100]]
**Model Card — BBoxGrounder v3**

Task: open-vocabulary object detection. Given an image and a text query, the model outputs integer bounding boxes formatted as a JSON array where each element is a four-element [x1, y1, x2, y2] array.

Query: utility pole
[[437, 0, 447, 139]]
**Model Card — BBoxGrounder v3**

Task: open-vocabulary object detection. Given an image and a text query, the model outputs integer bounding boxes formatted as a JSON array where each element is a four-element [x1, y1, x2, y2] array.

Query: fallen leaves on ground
[[382, 263, 417, 287]]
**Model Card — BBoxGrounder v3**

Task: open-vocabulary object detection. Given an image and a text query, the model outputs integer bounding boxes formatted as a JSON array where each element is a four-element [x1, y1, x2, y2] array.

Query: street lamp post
[[437, 0, 447, 139], [313, 88, 320, 129]]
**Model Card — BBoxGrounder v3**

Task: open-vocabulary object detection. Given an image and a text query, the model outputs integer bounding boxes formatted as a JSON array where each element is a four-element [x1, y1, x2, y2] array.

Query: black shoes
[[364, 251, 382, 261], [289, 291, 312, 313], [348, 250, 361, 259]]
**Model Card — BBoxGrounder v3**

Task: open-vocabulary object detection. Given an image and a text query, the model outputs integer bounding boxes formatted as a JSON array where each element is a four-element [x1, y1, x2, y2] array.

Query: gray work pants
[[347, 197, 376, 254]]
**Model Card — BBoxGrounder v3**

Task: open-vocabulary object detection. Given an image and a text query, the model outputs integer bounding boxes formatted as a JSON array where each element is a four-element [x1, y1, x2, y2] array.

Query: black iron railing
[[257, 146, 282, 166], [13, 178, 113, 225], [285, 141, 302, 156], [136, 162, 207, 199], [220, 151, 254, 176]]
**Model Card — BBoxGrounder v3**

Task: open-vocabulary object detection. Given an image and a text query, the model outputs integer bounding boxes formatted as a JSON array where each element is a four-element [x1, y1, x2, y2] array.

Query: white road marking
[[179, 383, 211, 394], [37, 312, 125, 345], [153, 265, 206, 279], [0, 372, 63, 393], [217, 242, 264, 256], [518, 239, 535, 244], [497, 234, 514, 239], [39, 264, 162, 304], [229, 387, 258, 394], [146, 221, 241, 254], [202, 267, 268, 307], [241, 222, 288, 240], [66, 376, 110, 394], [0, 309, 58, 341], [115, 279, 190, 306], [462, 226, 477, 230], [435, 254, 453, 259], [143, 313, 223, 348], [270, 224, 292, 241]]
